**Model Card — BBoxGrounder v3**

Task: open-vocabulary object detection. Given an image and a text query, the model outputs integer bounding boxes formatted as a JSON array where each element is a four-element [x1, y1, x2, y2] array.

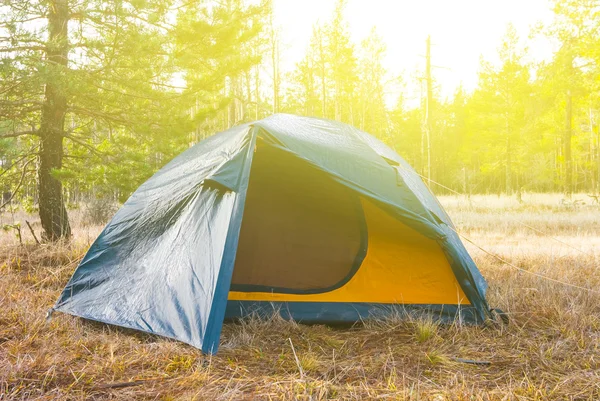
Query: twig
[[288, 338, 304, 379], [4, 223, 23, 245], [25, 220, 40, 244], [452, 357, 491, 366], [0, 150, 37, 178], [63, 133, 108, 158], [95, 380, 149, 389]]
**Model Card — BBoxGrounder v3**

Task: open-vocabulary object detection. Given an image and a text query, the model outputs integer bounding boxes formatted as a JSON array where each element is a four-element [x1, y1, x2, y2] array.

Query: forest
[[1, 0, 600, 241], [3, 2, 600, 399]]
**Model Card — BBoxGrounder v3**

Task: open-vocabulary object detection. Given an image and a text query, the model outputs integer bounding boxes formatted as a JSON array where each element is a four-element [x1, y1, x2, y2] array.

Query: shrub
[[82, 197, 117, 226]]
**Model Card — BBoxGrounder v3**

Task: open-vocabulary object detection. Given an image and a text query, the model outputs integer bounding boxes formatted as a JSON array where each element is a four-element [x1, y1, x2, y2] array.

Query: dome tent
[[54, 114, 491, 354]]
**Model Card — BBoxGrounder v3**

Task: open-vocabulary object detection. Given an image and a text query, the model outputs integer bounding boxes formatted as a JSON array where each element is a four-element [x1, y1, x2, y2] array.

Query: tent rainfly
[[53, 114, 492, 354]]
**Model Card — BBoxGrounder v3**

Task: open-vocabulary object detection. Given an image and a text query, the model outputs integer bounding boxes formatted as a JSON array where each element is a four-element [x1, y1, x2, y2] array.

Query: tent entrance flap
[[230, 141, 367, 294]]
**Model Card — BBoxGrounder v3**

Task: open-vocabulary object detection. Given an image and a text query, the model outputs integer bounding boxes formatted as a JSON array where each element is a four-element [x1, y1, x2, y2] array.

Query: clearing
[[1, 193, 599, 400]]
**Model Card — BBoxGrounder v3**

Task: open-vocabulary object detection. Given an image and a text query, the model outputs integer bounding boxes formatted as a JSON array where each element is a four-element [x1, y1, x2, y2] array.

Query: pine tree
[[469, 25, 531, 196], [325, 0, 357, 123], [289, 24, 328, 117], [358, 28, 389, 139], [0, 0, 269, 240]]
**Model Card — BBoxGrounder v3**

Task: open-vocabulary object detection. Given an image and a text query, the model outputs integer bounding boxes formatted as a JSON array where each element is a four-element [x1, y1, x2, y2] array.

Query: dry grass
[[1, 193, 600, 400]]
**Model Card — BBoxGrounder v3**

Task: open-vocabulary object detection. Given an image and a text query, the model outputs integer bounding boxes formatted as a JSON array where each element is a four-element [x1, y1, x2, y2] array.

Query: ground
[[1, 194, 599, 400]]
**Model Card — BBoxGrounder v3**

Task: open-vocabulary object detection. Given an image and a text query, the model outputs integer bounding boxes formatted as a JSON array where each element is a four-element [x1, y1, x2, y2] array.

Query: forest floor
[[1, 193, 600, 400]]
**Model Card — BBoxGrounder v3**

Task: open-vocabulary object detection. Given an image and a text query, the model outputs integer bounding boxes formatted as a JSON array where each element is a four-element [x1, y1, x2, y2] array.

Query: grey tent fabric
[[55, 124, 256, 353], [54, 114, 490, 354]]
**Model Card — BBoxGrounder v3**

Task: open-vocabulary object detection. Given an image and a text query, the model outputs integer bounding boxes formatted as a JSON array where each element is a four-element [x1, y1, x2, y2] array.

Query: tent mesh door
[[231, 141, 366, 293]]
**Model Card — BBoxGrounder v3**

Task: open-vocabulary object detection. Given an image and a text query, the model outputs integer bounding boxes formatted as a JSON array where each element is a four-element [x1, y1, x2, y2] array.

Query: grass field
[[1, 193, 600, 400]]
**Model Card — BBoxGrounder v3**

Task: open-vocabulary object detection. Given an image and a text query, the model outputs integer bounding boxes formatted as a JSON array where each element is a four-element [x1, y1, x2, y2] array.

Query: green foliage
[[2, 222, 22, 244], [1, 0, 270, 225], [389, 3, 600, 195], [287, 0, 358, 121], [2, 0, 600, 232], [22, 197, 38, 214]]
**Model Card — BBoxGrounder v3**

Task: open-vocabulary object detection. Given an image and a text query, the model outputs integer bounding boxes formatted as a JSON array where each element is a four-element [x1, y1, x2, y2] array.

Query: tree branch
[[0, 100, 43, 106], [63, 133, 108, 157], [0, 16, 47, 27], [0, 130, 39, 139], [0, 158, 35, 211], [68, 105, 128, 124], [0, 148, 39, 178], [0, 105, 41, 119], [0, 45, 47, 52]]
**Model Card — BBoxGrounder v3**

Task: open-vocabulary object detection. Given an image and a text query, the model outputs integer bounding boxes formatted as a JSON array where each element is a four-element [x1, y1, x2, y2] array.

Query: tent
[[53, 114, 491, 354]]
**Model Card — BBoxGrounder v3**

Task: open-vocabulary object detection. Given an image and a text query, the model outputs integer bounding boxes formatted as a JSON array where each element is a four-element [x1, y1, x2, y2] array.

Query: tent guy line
[[456, 231, 600, 296], [403, 169, 599, 295], [407, 168, 596, 259]]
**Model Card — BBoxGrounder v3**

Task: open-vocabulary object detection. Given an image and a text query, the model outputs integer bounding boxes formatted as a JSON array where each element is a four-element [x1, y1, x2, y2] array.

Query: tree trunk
[[38, 0, 71, 241], [271, 31, 280, 114], [505, 116, 512, 195], [462, 166, 470, 200], [425, 35, 432, 187], [254, 63, 260, 120], [318, 29, 326, 118], [334, 79, 341, 121], [589, 106, 596, 193], [564, 90, 573, 198], [245, 69, 251, 119], [597, 116, 600, 195]]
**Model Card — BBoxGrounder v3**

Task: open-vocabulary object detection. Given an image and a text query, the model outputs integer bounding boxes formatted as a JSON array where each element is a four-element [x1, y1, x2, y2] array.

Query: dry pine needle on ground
[[1, 194, 600, 400]]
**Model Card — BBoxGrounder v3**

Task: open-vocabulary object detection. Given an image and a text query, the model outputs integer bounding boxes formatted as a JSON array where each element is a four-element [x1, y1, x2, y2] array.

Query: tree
[[0, 0, 270, 240], [389, 82, 424, 172], [543, 0, 600, 196], [287, 0, 357, 123], [357, 28, 389, 139], [288, 24, 328, 117], [288, 40, 319, 116], [1, 1, 184, 239], [325, 0, 357, 122], [175, 0, 270, 128], [468, 25, 531, 196]]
